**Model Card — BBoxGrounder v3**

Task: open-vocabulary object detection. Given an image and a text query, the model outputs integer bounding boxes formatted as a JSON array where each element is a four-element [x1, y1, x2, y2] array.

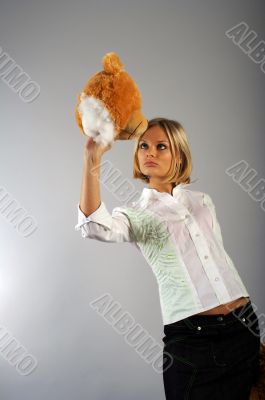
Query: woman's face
[[137, 125, 173, 183]]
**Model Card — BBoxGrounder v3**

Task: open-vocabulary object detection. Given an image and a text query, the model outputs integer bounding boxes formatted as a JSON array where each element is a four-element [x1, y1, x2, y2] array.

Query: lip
[[144, 161, 158, 166]]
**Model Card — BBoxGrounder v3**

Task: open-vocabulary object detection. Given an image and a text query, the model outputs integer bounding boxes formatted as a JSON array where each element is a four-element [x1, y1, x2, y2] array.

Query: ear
[[116, 110, 148, 140]]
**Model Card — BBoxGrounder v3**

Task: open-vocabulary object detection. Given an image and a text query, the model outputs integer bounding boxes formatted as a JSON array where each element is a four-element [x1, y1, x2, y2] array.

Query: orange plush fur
[[75, 52, 148, 147]]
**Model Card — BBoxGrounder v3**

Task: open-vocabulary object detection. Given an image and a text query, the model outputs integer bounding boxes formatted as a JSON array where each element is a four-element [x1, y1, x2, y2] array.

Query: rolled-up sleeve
[[74, 202, 134, 243]]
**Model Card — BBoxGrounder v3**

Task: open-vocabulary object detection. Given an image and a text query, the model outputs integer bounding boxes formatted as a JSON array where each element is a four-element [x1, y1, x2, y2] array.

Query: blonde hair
[[133, 117, 193, 186]]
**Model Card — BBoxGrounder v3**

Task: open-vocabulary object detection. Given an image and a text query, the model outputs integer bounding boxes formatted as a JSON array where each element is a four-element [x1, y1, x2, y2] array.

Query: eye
[[139, 142, 167, 150], [157, 143, 166, 149]]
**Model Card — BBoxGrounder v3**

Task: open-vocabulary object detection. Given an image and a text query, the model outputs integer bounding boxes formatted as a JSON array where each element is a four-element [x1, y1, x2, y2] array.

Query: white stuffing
[[78, 93, 115, 147]]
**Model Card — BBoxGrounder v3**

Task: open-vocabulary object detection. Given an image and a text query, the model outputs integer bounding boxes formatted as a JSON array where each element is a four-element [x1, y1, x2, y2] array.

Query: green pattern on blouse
[[123, 207, 198, 316], [125, 207, 195, 293]]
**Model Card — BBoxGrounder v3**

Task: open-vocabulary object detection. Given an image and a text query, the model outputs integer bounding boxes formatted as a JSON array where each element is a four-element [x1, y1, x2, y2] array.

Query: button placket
[[187, 222, 213, 264], [171, 196, 232, 304], [185, 220, 224, 289], [195, 238, 226, 297]]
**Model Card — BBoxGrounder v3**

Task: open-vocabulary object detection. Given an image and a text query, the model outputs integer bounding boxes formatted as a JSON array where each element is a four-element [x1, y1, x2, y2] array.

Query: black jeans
[[162, 300, 260, 400]]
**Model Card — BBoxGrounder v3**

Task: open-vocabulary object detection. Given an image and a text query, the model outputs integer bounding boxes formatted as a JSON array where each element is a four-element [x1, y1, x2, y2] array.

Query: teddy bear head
[[75, 52, 149, 147]]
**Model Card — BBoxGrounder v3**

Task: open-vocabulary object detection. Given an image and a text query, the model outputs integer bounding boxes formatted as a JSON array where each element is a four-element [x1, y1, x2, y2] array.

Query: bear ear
[[102, 52, 124, 74], [116, 129, 134, 141], [116, 110, 148, 141]]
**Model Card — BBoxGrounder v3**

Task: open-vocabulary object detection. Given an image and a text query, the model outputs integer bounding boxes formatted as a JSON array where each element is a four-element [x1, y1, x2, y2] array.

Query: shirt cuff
[[75, 202, 113, 231]]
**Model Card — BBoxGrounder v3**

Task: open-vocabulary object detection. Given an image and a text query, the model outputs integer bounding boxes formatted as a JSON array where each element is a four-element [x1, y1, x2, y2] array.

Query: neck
[[148, 182, 175, 195]]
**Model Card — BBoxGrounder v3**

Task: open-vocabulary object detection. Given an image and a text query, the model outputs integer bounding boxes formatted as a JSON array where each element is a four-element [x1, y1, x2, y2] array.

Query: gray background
[[0, 0, 265, 399]]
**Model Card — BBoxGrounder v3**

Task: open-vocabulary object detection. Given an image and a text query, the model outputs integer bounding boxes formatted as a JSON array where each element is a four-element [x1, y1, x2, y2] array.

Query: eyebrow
[[139, 140, 169, 143]]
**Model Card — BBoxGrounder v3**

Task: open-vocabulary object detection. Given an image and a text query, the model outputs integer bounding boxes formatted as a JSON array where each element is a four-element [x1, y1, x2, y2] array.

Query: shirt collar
[[138, 182, 192, 207]]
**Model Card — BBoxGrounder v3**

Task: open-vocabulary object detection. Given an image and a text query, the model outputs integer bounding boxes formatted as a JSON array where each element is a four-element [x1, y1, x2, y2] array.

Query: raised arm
[[79, 137, 111, 216], [75, 137, 134, 243]]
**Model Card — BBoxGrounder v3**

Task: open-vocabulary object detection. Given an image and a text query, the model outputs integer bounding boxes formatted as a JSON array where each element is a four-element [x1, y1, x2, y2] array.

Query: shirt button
[[204, 255, 208, 259], [217, 316, 223, 321], [197, 326, 202, 330], [185, 214, 189, 218], [215, 277, 219, 281], [195, 233, 200, 237]]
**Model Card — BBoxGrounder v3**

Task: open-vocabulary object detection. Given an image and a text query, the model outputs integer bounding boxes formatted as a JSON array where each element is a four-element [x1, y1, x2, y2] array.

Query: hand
[[84, 136, 113, 162]]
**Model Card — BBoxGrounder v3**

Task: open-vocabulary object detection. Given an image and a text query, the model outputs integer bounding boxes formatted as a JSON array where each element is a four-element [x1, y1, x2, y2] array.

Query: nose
[[147, 146, 156, 158]]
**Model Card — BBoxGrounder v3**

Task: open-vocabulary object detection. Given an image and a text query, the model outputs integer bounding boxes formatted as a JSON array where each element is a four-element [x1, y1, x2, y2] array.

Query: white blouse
[[75, 183, 250, 325]]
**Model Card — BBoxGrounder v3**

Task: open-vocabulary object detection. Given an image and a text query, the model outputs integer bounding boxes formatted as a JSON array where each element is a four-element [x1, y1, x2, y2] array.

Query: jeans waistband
[[164, 300, 257, 332]]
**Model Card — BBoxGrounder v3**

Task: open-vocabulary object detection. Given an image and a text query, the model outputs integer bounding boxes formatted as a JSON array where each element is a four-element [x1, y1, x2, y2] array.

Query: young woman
[[75, 117, 261, 399]]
